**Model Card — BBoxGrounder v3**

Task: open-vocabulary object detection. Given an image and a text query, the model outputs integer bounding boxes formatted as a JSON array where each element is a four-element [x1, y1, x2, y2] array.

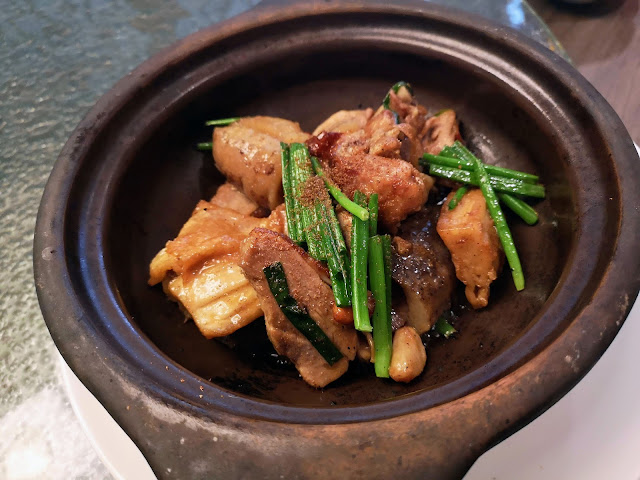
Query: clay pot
[[34, 1, 640, 478]]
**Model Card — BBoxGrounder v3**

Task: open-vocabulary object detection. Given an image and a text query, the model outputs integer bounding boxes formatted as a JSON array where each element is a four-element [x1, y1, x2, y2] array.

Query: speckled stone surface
[[0, 1, 562, 478]]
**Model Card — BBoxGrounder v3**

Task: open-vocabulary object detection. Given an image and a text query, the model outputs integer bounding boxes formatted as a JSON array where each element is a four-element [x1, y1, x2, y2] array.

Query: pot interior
[[108, 48, 571, 406]]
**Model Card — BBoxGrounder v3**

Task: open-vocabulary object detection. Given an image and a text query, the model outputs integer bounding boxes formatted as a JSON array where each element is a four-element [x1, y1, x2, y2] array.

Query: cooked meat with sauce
[[327, 152, 431, 231], [212, 116, 310, 209], [149, 81, 540, 388], [240, 228, 357, 388], [392, 206, 456, 334], [148, 201, 285, 338], [209, 182, 259, 216], [313, 108, 374, 135], [308, 130, 433, 231], [365, 109, 422, 167], [420, 109, 462, 155], [437, 188, 504, 309], [385, 86, 428, 136]]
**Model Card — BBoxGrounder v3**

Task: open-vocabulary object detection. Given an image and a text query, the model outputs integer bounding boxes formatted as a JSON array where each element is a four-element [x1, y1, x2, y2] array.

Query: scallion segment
[[448, 186, 468, 210], [351, 191, 372, 333], [381, 235, 392, 327], [264, 262, 343, 365], [280, 143, 302, 243], [317, 201, 352, 307], [428, 164, 545, 198], [469, 153, 525, 291], [434, 316, 457, 338], [423, 152, 539, 184], [204, 117, 241, 126], [369, 235, 393, 378], [368, 194, 379, 236], [286, 144, 351, 306], [310, 156, 369, 221], [196, 142, 212, 151], [498, 193, 539, 225], [290, 143, 322, 258]]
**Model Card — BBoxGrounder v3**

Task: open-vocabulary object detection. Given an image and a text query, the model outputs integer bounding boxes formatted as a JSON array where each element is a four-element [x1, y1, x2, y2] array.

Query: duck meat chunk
[[313, 108, 374, 135], [420, 109, 462, 155], [391, 206, 456, 334], [240, 228, 357, 388], [209, 182, 260, 216], [327, 152, 431, 231], [308, 130, 433, 231], [437, 188, 503, 309], [385, 85, 428, 136], [212, 116, 310, 209]]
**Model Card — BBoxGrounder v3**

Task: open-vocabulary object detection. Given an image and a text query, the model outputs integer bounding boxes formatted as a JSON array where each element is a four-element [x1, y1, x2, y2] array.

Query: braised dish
[[149, 83, 547, 388], [34, 2, 640, 478]]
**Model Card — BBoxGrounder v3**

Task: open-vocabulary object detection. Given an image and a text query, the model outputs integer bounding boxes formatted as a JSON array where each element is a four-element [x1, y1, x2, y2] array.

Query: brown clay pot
[[34, 1, 640, 478]]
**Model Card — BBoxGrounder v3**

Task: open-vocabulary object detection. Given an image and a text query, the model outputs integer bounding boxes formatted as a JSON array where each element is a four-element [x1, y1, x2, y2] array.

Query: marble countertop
[[1, 1, 623, 479]]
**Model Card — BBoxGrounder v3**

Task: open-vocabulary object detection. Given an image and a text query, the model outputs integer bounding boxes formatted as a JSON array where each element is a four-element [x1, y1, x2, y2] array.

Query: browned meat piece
[[212, 116, 310, 209], [329, 153, 431, 231], [437, 188, 504, 309], [373, 84, 429, 166], [240, 228, 357, 388], [148, 202, 285, 338], [209, 183, 259, 216], [365, 110, 422, 167], [420, 109, 462, 155], [313, 108, 374, 135], [388, 326, 427, 383], [391, 206, 456, 334], [386, 86, 428, 136], [308, 132, 432, 231], [308, 94, 435, 231]]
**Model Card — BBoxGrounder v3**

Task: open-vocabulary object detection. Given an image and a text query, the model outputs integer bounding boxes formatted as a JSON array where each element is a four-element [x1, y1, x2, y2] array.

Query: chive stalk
[[317, 202, 352, 307], [290, 143, 322, 258], [369, 235, 392, 378], [498, 193, 539, 225], [422, 152, 539, 184], [434, 316, 457, 338], [469, 152, 525, 291], [280, 143, 302, 243], [381, 235, 392, 327], [428, 164, 545, 198], [351, 191, 372, 332], [368, 194, 379, 236], [287, 144, 351, 305], [448, 186, 468, 210], [205, 117, 241, 126]]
